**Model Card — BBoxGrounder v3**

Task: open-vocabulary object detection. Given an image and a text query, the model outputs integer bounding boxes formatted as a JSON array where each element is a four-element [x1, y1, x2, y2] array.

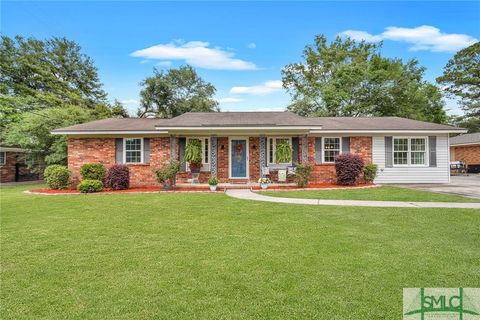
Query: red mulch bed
[[29, 183, 376, 195]]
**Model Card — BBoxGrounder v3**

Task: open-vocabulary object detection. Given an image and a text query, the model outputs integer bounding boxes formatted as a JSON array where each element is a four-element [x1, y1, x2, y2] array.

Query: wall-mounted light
[[253, 145, 257, 150], [221, 145, 225, 150]]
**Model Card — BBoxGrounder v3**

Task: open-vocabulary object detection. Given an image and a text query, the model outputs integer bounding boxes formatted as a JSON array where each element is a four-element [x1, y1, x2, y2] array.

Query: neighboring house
[[52, 112, 465, 187], [450, 133, 480, 174], [0, 145, 43, 183]]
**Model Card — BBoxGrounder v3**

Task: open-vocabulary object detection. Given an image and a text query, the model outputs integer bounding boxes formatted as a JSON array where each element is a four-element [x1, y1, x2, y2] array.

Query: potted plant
[[258, 177, 271, 190], [208, 176, 218, 191], [155, 160, 181, 191], [184, 139, 203, 174], [275, 140, 292, 163]]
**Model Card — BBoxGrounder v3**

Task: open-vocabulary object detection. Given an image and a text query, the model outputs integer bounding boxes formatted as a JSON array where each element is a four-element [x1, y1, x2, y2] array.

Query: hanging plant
[[275, 141, 292, 163], [184, 139, 203, 165]]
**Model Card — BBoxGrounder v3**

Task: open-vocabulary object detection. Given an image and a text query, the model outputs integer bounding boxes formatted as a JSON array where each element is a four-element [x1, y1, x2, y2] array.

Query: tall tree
[[138, 65, 219, 118], [437, 42, 479, 132], [0, 35, 108, 130], [282, 35, 447, 123]]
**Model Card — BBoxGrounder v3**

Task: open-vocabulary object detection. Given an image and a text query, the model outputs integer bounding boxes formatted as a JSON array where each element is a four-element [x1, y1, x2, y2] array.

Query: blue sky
[[2, 1, 479, 116]]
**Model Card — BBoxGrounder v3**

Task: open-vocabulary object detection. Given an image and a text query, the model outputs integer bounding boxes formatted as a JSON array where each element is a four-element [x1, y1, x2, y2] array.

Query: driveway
[[396, 175, 480, 199]]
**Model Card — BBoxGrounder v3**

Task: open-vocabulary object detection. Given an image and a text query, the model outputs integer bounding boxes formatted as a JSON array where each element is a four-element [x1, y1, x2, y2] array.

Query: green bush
[[294, 163, 313, 187], [77, 179, 103, 193], [155, 160, 181, 184], [44, 165, 71, 189], [363, 163, 378, 183], [80, 163, 106, 181]]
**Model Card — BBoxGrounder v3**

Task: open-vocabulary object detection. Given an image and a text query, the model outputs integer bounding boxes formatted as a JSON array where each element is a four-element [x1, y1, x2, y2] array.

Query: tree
[[5, 106, 103, 166], [282, 35, 447, 123], [110, 100, 130, 118], [437, 42, 480, 117], [138, 65, 219, 118], [0, 35, 108, 131]]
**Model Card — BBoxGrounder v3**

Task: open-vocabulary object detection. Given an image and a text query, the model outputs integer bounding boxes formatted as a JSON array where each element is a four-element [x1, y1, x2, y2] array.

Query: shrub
[[335, 153, 364, 186], [155, 160, 181, 185], [208, 176, 218, 186], [363, 163, 378, 183], [105, 165, 130, 190], [294, 163, 313, 187], [77, 179, 103, 193], [80, 163, 106, 181], [44, 165, 71, 189]]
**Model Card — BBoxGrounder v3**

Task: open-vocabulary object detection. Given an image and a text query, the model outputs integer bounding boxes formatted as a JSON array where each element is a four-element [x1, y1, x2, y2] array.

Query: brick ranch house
[[0, 145, 44, 183], [52, 112, 466, 187], [450, 132, 480, 174]]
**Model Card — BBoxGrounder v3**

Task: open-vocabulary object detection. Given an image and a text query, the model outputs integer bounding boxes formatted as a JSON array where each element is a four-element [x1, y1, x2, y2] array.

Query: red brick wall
[[249, 137, 260, 181], [68, 137, 170, 188], [1, 152, 42, 183], [217, 137, 229, 182], [453, 145, 480, 165]]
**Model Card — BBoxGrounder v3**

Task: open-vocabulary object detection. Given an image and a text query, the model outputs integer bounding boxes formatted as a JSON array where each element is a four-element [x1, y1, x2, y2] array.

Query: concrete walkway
[[225, 189, 480, 209]]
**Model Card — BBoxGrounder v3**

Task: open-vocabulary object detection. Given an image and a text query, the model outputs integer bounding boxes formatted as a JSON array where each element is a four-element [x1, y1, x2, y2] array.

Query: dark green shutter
[[115, 138, 123, 164], [429, 136, 437, 167], [292, 137, 299, 164], [143, 138, 150, 163], [315, 137, 322, 164], [342, 137, 350, 153], [179, 137, 186, 171], [385, 136, 393, 168]]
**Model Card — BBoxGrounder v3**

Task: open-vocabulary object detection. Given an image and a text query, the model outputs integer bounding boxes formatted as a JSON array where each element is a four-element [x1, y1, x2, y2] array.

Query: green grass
[[1, 184, 479, 319], [263, 186, 479, 202]]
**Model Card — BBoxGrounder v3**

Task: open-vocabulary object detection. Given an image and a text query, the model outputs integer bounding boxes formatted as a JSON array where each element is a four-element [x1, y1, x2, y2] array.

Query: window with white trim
[[267, 137, 292, 165], [393, 137, 427, 166], [124, 138, 143, 163], [186, 137, 210, 165], [323, 137, 341, 163], [0, 152, 5, 165]]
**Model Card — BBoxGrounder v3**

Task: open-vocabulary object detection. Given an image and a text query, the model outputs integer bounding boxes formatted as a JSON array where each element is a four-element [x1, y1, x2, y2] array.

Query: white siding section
[[373, 134, 449, 184]]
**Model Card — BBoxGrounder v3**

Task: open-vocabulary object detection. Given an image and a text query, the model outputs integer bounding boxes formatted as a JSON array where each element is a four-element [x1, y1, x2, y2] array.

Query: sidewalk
[[225, 189, 480, 209]]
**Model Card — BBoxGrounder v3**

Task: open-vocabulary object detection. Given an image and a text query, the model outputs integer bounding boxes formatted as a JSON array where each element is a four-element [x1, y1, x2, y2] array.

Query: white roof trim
[[155, 126, 323, 130], [51, 130, 168, 135], [310, 129, 467, 134], [450, 142, 480, 147], [0, 147, 25, 152]]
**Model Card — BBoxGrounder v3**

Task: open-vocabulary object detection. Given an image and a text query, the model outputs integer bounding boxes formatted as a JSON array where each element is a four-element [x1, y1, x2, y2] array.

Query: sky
[[2, 1, 479, 116]]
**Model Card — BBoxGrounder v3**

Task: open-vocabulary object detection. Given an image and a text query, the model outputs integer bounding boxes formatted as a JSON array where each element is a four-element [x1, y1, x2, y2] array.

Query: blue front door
[[231, 139, 248, 178]]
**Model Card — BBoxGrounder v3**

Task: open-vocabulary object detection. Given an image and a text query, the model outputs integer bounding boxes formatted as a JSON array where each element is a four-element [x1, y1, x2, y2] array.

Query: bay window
[[393, 137, 427, 166]]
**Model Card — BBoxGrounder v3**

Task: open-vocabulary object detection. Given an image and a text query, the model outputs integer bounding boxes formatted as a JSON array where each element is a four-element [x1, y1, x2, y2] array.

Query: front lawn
[[1, 184, 479, 319], [263, 186, 479, 202]]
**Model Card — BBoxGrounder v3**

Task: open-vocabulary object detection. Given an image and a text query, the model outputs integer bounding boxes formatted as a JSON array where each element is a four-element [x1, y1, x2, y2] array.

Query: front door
[[230, 138, 248, 178]]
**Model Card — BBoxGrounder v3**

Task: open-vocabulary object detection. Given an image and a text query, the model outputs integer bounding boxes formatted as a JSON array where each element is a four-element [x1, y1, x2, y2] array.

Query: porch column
[[301, 135, 308, 163], [259, 135, 267, 175], [170, 136, 177, 160], [210, 135, 218, 177]]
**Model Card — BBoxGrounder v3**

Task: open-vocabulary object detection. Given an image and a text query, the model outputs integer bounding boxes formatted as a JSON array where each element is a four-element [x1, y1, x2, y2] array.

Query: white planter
[[260, 183, 268, 190], [209, 185, 217, 192]]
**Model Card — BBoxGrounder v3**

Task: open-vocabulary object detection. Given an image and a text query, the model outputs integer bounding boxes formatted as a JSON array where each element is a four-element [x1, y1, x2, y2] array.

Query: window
[[187, 137, 210, 165], [0, 152, 5, 165], [323, 137, 341, 163], [393, 137, 427, 166], [267, 137, 292, 165], [124, 138, 143, 163]]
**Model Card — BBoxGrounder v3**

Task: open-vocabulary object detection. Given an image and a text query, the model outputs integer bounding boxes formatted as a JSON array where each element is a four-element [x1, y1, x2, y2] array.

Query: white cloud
[[340, 25, 477, 52], [230, 80, 283, 96], [131, 40, 257, 70], [156, 61, 172, 67], [247, 42, 256, 49], [140, 60, 150, 64], [219, 97, 243, 103], [120, 99, 139, 106]]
